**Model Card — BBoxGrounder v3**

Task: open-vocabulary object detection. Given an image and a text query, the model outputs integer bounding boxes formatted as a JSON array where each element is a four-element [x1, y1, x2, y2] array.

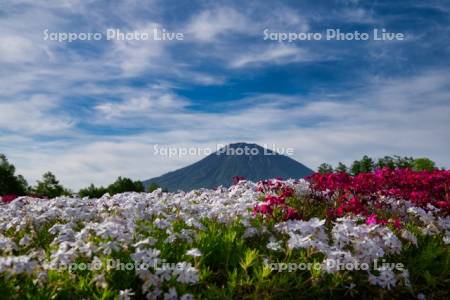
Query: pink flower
[[1, 194, 18, 203], [253, 203, 272, 215], [265, 195, 284, 206], [366, 214, 378, 226], [391, 218, 402, 229], [280, 187, 294, 198], [284, 207, 301, 220]]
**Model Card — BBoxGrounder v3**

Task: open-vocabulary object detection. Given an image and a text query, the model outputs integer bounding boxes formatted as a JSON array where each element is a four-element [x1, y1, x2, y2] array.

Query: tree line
[[317, 155, 438, 175], [1, 153, 441, 199], [1, 153, 161, 199]]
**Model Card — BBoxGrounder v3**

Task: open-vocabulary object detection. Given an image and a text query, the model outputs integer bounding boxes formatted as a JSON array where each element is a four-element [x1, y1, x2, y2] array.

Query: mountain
[[143, 143, 314, 191]]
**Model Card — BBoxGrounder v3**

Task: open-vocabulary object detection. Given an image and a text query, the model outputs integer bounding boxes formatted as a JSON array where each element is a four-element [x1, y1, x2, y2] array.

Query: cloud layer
[[1, 0, 449, 189]]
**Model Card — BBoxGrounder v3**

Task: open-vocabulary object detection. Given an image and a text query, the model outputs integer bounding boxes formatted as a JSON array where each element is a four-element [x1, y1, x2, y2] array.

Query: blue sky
[[1, 0, 450, 189]]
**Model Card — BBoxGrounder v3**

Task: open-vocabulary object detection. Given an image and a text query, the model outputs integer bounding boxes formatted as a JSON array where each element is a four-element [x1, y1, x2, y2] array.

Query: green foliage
[[350, 155, 374, 175], [375, 156, 397, 169], [78, 178, 146, 198], [0, 153, 28, 195], [359, 155, 375, 173], [317, 163, 333, 174], [350, 160, 361, 175], [322, 155, 439, 175], [376, 155, 435, 171], [397, 227, 450, 299], [31, 171, 71, 198], [335, 162, 348, 173], [1, 215, 449, 299], [106, 177, 144, 195], [375, 156, 436, 172], [78, 184, 108, 198], [412, 158, 436, 172], [147, 182, 161, 193], [393, 156, 415, 169]]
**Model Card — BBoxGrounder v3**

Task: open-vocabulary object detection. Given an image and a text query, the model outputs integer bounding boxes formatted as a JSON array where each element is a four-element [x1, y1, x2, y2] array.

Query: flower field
[[1, 170, 449, 299]]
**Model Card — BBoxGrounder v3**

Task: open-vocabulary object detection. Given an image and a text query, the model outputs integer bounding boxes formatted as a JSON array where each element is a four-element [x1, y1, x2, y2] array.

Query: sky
[[1, 0, 450, 190]]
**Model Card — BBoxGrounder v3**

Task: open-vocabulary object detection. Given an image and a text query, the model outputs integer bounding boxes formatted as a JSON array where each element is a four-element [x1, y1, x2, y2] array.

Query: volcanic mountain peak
[[144, 143, 313, 191]]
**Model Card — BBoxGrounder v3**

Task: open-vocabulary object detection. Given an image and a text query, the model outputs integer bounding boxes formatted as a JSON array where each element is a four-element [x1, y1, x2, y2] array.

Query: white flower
[[266, 240, 283, 251], [401, 230, 418, 247], [242, 227, 258, 238], [322, 251, 356, 273], [186, 248, 202, 257], [165, 233, 178, 244], [0, 255, 36, 274], [19, 234, 32, 247], [131, 248, 161, 266], [421, 224, 440, 236], [173, 262, 199, 284], [164, 287, 177, 300], [368, 272, 379, 286], [368, 268, 397, 290], [437, 216, 450, 231], [382, 231, 402, 254], [119, 289, 135, 300], [35, 271, 48, 286], [154, 218, 171, 229], [0, 235, 17, 253], [308, 218, 326, 228], [407, 207, 435, 225], [133, 237, 157, 249], [398, 269, 411, 288], [155, 266, 173, 281], [287, 234, 313, 249], [94, 273, 108, 289], [49, 242, 77, 269], [443, 235, 450, 245], [0, 178, 447, 298]]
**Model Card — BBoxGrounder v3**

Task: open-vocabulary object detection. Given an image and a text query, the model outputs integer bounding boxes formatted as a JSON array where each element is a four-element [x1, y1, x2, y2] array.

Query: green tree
[[350, 160, 361, 175], [376, 156, 396, 169], [412, 158, 436, 172], [317, 163, 333, 174], [78, 184, 107, 199], [359, 155, 375, 173], [146, 183, 168, 193], [32, 172, 70, 198], [147, 182, 161, 193], [107, 177, 144, 195], [350, 155, 375, 175], [0, 154, 28, 195], [393, 155, 414, 169], [335, 162, 348, 173]]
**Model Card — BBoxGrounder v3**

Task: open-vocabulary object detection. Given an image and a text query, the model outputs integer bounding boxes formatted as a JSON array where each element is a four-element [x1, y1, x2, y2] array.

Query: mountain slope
[[144, 143, 314, 191]]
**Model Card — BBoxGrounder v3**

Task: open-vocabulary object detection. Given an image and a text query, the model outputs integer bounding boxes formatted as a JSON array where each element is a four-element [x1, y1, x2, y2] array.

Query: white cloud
[[340, 7, 375, 24], [186, 7, 248, 41], [108, 23, 168, 76], [94, 89, 188, 121], [4, 70, 448, 190], [0, 96, 73, 134], [230, 44, 315, 68], [95, 94, 186, 120], [0, 36, 48, 64], [1, 1, 449, 191], [184, 4, 309, 41]]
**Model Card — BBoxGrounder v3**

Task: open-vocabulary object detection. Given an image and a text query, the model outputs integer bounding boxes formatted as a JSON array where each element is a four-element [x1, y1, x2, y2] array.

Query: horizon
[[2, 141, 442, 191], [1, 0, 450, 190]]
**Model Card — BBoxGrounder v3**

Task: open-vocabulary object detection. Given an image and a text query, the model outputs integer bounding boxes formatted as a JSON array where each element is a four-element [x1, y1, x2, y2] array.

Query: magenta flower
[[1, 194, 18, 203], [366, 214, 377, 226]]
